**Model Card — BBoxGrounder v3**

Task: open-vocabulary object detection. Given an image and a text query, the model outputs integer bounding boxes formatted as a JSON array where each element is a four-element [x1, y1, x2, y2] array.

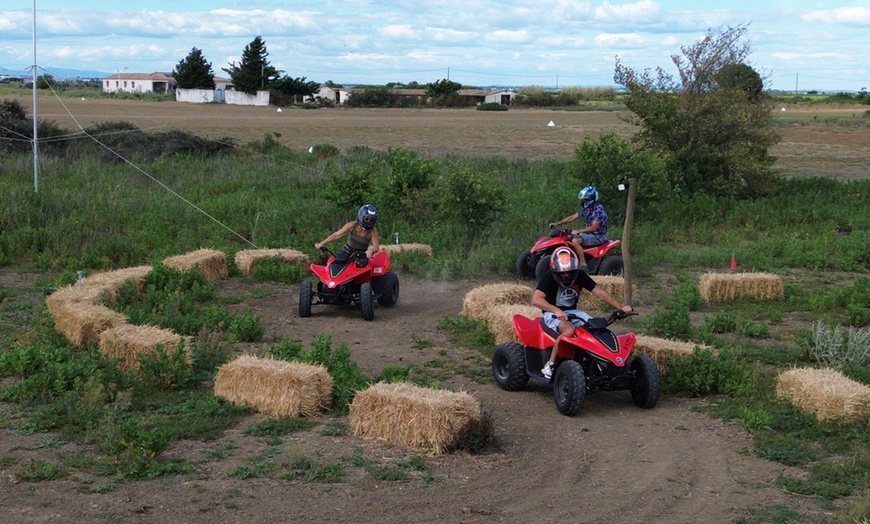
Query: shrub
[[477, 102, 508, 111], [809, 321, 870, 368], [228, 310, 265, 342]]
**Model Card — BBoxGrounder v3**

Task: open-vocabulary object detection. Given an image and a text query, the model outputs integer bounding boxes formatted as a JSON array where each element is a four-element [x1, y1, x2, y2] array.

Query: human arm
[[549, 213, 580, 229], [368, 228, 380, 254], [314, 221, 354, 250], [576, 219, 601, 234], [532, 289, 567, 320], [590, 286, 632, 314]]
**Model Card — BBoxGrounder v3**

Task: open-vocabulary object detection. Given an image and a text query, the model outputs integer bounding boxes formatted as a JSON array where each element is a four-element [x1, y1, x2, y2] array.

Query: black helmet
[[550, 247, 580, 286], [578, 186, 599, 208], [357, 204, 379, 230]]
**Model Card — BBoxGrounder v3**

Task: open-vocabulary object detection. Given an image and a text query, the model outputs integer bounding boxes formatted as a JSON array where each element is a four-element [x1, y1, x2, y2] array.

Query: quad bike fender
[[512, 314, 555, 350], [584, 240, 620, 259], [531, 234, 570, 254], [369, 251, 391, 275], [554, 330, 636, 367]]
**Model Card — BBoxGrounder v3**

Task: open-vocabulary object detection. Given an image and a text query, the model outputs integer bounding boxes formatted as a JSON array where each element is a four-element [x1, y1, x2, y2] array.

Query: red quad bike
[[491, 311, 660, 416], [298, 247, 399, 321], [516, 228, 623, 280]]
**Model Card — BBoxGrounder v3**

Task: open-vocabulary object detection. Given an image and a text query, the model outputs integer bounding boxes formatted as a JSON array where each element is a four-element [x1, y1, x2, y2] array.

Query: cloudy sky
[[2, 0, 868, 92]]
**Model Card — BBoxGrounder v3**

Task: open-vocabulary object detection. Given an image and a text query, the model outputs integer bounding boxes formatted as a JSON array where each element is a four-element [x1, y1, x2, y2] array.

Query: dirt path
[[0, 273, 827, 523]]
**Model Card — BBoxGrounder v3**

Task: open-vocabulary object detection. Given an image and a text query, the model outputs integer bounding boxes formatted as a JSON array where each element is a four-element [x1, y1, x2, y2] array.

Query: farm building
[[102, 72, 175, 94], [309, 85, 519, 106]]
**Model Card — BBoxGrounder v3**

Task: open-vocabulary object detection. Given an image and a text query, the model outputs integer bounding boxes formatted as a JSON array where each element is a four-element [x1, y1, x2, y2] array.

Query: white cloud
[[485, 29, 530, 44], [594, 0, 660, 22], [802, 7, 870, 26], [594, 33, 648, 48], [379, 25, 417, 39]]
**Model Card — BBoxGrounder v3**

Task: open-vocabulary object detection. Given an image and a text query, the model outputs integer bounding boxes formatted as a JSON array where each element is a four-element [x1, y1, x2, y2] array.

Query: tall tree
[[173, 48, 215, 89], [425, 79, 462, 98], [271, 75, 320, 105], [613, 24, 779, 198], [222, 36, 280, 95]]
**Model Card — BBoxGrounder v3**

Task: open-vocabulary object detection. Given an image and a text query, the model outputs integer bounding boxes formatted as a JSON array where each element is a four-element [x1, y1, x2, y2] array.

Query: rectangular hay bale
[[462, 283, 534, 321], [349, 382, 481, 455], [234, 248, 310, 276], [163, 249, 228, 282], [482, 304, 541, 344], [380, 243, 434, 257], [633, 335, 704, 374], [52, 302, 128, 348], [213, 355, 332, 417], [99, 323, 191, 373], [776, 367, 870, 423], [699, 272, 783, 304]]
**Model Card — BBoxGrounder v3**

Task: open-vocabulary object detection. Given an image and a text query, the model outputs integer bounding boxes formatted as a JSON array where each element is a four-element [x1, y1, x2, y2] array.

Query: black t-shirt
[[535, 271, 596, 310]]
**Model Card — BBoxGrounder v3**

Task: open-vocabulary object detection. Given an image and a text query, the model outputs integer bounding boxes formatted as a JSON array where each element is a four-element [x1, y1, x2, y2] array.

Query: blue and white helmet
[[357, 204, 379, 230], [578, 186, 599, 208]]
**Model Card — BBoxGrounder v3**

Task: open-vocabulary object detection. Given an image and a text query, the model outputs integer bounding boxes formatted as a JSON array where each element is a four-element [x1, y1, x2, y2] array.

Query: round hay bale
[[349, 382, 481, 455], [214, 355, 332, 417], [234, 248, 310, 276]]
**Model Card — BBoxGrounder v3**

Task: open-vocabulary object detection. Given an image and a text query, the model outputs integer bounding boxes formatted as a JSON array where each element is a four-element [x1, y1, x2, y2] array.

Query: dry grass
[[348, 382, 481, 455]]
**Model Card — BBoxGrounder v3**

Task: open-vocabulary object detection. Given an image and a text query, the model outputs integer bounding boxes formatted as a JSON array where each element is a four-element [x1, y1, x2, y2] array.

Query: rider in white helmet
[[533, 247, 632, 380]]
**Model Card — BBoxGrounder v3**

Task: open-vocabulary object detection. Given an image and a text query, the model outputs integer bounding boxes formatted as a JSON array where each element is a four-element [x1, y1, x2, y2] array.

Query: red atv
[[298, 248, 399, 321], [491, 311, 660, 416], [516, 228, 623, 280]]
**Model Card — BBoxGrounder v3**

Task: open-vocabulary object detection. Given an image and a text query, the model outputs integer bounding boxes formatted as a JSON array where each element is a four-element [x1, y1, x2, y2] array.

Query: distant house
[[102, 72, 175, 94], [176, 76, 233, 103], [310, 84, 353, 104]]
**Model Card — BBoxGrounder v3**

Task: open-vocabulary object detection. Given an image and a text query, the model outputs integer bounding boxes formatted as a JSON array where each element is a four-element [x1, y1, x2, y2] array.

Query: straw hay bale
[[213, 355, 332, 417], [633, 335, 705, 373], [234, 248, 310, 276], [349, 382, 481, 455], [51, 302, 128, 348], [163, 249, 227, 282], [99, 324, 191, 373], [380, 243, 434, 257], [482, 304, 541, 344], [776, 367, 870, 423], [462, 283, 534, 320], [81, 266, 152, 305], [699, 272, 783, 304]]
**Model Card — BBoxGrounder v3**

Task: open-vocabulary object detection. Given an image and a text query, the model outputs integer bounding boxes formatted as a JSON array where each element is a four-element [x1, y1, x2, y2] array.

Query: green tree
[[613, 24, 780, 198], [425, 79, 462, 98], [173, 48, 216, 90], [271, 75, 320, 105], [222, 36, 280, 95]]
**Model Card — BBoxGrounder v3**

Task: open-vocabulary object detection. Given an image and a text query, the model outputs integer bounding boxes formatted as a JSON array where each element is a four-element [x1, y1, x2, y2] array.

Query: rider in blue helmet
[[548, 186, 609, 271], [315, 204, 381, 263]]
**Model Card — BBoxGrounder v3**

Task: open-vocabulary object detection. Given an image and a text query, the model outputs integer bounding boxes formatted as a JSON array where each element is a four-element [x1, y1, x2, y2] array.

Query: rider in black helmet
[[315, 204, 381, 263]]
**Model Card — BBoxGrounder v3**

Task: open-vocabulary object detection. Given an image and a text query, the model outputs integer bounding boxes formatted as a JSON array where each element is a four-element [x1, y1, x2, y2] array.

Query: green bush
[[663, 347, 755, 397], [476, 102, 508, 111], [228, 309, 265, 342]]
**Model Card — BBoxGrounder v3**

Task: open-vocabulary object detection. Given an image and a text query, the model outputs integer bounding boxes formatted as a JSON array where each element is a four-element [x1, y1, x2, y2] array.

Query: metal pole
[[32, 0, 39, 193]]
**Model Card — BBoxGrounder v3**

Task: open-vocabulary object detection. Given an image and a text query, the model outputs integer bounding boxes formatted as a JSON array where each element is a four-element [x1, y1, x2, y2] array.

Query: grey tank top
[[344, 225, 372, 252]]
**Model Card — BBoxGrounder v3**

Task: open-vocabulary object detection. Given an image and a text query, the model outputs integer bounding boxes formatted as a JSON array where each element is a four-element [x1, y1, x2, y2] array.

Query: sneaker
[[541, 362, 554, 379]]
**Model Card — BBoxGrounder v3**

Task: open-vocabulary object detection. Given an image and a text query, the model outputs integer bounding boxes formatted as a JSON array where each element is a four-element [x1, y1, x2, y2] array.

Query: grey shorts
[[542, 309, 592, 333], [576, 233, 607, 247]]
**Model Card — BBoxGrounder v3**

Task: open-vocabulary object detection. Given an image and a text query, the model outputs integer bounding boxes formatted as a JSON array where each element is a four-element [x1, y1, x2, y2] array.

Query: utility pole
[[795, 73, 799, 95], [31, 0, 38, 193]]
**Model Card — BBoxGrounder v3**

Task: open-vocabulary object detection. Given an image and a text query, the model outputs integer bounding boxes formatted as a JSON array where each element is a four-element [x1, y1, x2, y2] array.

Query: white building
[[102, 72, 175, 94]]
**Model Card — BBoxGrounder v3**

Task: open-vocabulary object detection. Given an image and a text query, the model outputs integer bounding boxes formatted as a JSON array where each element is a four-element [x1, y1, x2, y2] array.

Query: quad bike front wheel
[[553, 360, 586, 416], [492, 342, 530, 391], [516, 250, 535, 279], [376, 272, 399, 307], [629, 355, 661, 408], [359, 282, 374, 321], [298, 280, 312, 318]]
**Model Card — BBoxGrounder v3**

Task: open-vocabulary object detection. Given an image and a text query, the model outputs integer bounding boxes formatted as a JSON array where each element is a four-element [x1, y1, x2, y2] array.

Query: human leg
[[542, 320, 576, 379]]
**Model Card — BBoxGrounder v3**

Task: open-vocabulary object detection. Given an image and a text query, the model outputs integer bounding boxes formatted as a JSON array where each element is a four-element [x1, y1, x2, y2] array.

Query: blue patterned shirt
[[577, 202, 608, 236]]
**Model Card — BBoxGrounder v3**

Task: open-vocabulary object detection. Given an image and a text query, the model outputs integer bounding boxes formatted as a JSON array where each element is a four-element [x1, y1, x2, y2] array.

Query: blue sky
[[2, 0, 868, 91]]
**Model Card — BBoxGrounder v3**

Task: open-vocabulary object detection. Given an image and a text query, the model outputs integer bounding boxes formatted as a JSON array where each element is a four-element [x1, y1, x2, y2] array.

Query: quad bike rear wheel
[[534, 254, 551, 281], [553, 360, 586, 416], [298, 280, 312, 318], [359, 282, 374, 321], [516, 250, 536, 279], [376, 272, 399, 307], [629, 355, 661, 408], [598, 255, 624, 276], [492, 342, 530, 391]]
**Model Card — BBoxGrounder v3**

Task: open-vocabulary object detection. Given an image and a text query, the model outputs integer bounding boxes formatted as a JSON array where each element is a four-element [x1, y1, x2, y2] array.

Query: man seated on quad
[[314, 204, 381, 266], [533, 247, 632, 380], [548, 186, 609, 272]]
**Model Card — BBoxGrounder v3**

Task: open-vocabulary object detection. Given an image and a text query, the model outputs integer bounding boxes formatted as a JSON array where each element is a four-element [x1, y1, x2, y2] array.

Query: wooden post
[[622, 178, 637, 306]]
